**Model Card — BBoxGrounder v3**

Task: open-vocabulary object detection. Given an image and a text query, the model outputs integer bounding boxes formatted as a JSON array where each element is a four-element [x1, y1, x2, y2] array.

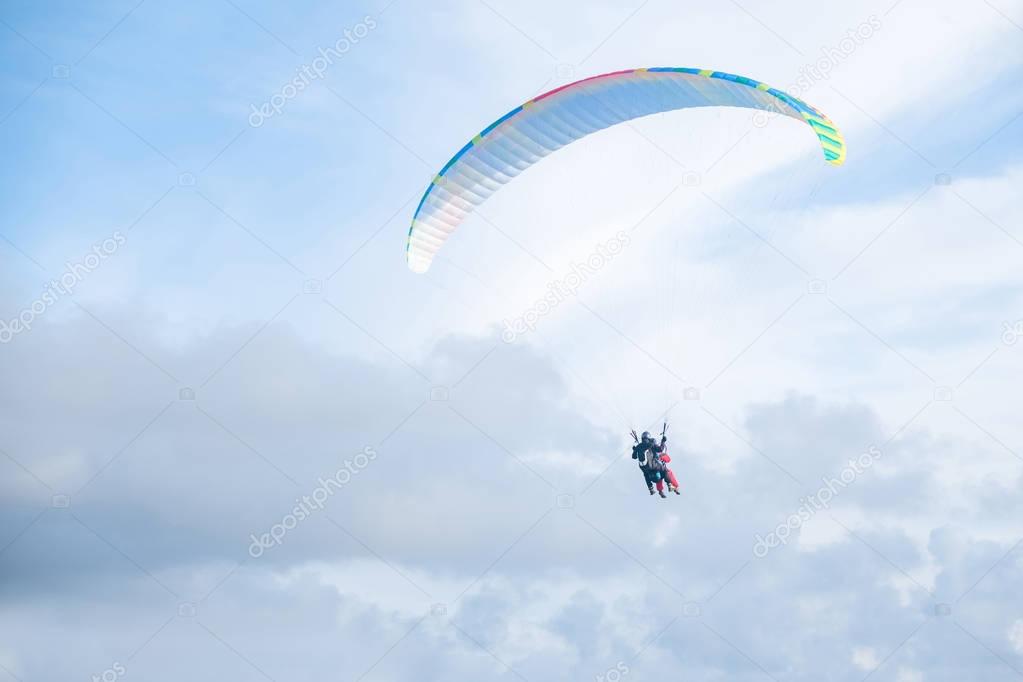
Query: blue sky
[[2, 1, 1023, 680]]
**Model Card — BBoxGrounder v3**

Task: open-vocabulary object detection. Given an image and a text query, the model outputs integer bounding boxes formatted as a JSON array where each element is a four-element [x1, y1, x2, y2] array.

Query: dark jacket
[[632, 442, 650, 467], [632, 439, 665, 468]]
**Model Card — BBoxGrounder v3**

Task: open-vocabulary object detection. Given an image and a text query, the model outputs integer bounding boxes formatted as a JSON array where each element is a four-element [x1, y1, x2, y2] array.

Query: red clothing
[[658, 452, 679, 490]]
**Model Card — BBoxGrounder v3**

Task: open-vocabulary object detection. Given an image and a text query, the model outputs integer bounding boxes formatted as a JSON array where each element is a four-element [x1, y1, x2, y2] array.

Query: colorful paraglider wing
[[406, 67, 845, 273]]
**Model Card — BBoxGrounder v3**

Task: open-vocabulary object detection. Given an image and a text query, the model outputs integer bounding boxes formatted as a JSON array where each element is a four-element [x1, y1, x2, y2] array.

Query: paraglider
[[404, 66, 846, 274], [632, 424, 680, 499], [406, 67, 846, 499]]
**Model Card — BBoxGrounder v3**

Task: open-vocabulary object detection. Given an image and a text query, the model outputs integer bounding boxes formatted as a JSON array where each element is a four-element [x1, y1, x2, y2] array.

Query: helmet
[[641, 431, 652, 442]]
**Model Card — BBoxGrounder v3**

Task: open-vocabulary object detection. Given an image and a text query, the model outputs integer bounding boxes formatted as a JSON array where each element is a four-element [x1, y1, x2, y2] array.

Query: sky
[[1, 0, 1022, 680]]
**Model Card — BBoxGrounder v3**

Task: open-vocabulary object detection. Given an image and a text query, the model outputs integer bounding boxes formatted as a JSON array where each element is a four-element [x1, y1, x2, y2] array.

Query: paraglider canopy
[[405, 67, 846, 274]]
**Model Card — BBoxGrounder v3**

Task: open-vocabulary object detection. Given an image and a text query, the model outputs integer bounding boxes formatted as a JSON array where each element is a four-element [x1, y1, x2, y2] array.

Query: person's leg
[[641, 468, 655, 494], [665, 468, 679, 490]]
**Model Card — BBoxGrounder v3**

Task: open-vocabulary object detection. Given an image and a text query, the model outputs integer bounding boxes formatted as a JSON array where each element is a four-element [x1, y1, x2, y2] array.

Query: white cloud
[[519, 447, 611, 479], [896, 666, 924, 682], [652, 512, 681, 548], [852, 646, 880, 670], [1010, 619, 1023, 654]]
